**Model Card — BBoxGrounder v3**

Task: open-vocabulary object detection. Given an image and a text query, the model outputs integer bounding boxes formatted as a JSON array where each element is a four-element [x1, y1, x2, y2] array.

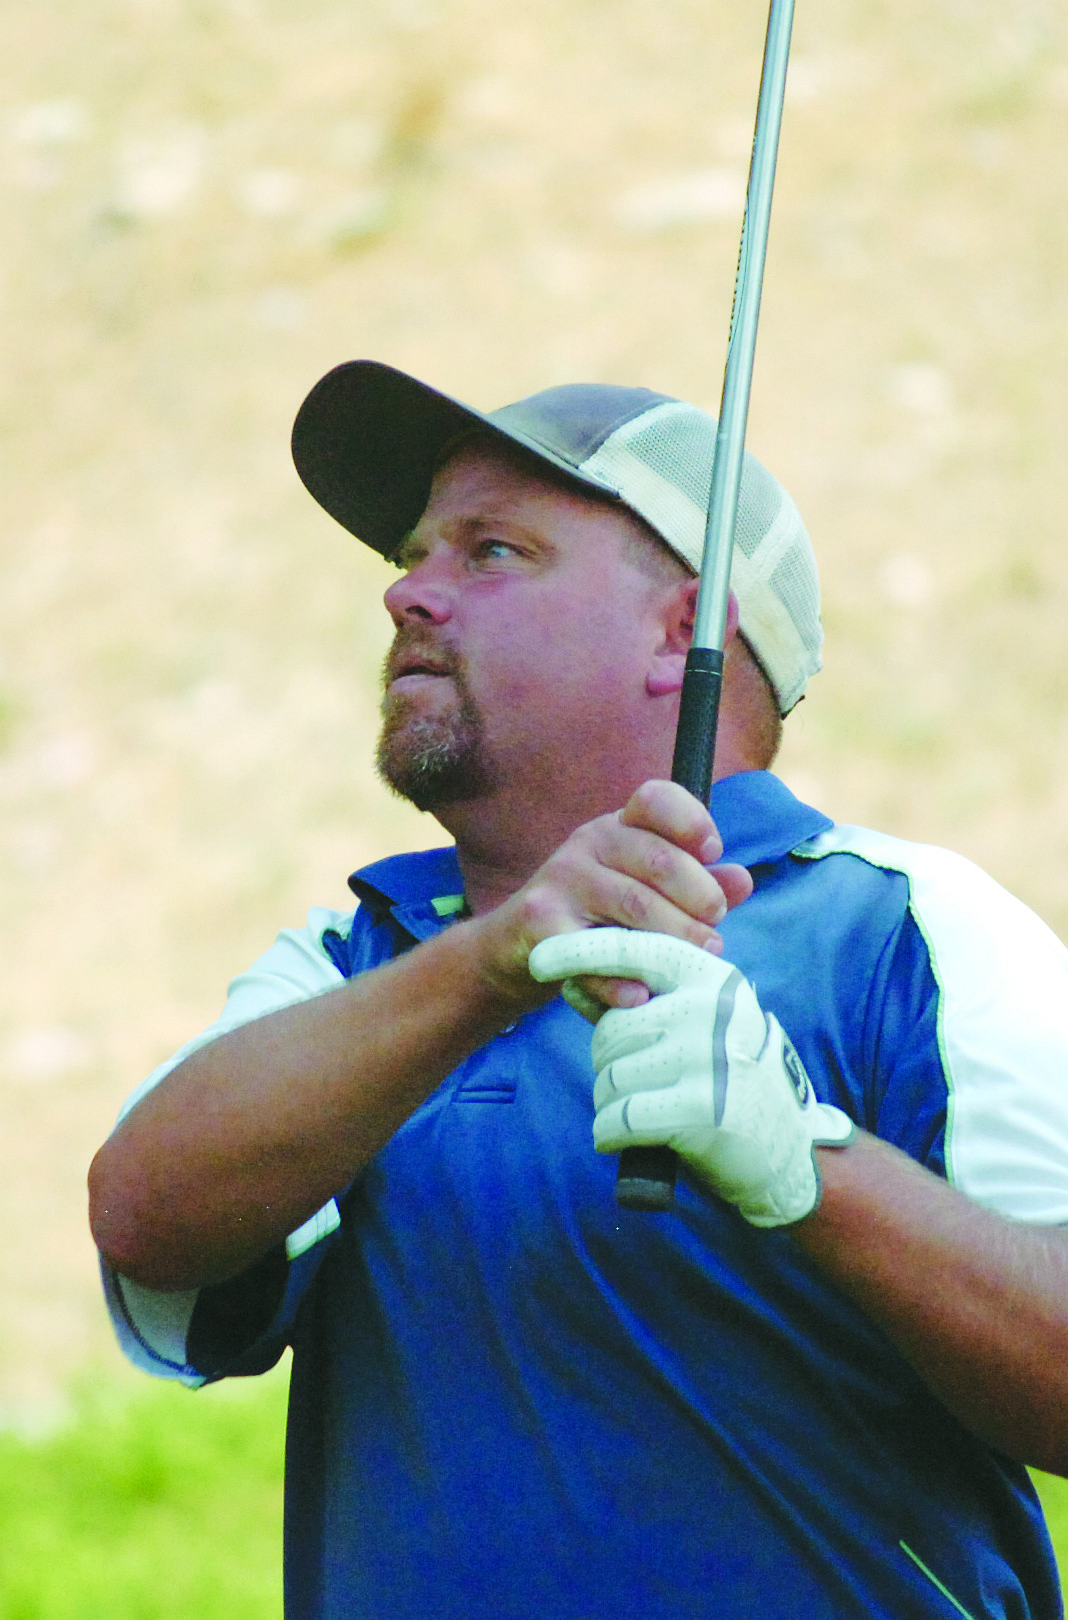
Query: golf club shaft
[[615, 0, 796, 1213]]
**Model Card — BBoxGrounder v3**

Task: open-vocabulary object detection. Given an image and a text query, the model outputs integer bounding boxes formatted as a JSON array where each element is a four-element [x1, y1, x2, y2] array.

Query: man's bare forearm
[[89, 780, 744, 1296], [88, 919, 537, 1293], [797, 1133, 1068, 1475]]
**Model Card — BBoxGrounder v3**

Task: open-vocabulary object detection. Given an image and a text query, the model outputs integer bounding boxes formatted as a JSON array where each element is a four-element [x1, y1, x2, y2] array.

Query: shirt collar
[[709, 769, 832, 868], [348, 845, 465, 943], [348, 771, 831, 936]]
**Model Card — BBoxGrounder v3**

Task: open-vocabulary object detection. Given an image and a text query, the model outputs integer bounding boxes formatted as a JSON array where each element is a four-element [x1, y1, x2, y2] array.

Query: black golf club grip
[[615, 1145, 679, 1211], [615, 651, 724, 1212]]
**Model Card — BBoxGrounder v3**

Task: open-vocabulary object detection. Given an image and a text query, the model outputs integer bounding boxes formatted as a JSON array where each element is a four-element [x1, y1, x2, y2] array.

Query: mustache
[[381, 631, 465, 688]]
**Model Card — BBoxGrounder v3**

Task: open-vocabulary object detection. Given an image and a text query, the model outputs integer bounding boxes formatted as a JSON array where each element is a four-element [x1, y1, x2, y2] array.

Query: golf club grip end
[[615, 1146, 678, 1212]]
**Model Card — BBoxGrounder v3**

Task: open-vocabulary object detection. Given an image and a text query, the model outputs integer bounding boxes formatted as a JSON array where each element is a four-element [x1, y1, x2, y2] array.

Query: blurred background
[[3, 0, 1067, 1611]]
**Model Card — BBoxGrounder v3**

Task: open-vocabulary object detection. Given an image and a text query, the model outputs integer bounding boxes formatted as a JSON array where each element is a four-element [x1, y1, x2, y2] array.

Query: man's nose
[[383, 554, 455, 627]]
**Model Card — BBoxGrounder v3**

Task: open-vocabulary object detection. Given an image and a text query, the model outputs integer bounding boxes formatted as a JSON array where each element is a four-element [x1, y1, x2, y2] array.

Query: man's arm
[[530, 925, 1068, 1476], [90, 921, 536, 1293], [89, 781, 751, 1293], [800, 1135, 1068, 1477]]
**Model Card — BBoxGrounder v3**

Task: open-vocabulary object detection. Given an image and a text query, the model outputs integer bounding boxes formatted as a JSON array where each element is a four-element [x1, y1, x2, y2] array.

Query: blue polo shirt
[[103, 772, 1068, 1618]]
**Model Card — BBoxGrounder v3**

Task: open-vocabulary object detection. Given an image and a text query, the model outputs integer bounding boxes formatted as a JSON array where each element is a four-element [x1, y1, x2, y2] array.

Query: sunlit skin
[[378, 439, 754, 1004], [378, 440, 737, 900]]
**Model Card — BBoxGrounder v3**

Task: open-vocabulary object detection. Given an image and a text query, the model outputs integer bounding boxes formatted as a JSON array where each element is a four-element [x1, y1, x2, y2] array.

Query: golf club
[[615, 0, 797, 1212]]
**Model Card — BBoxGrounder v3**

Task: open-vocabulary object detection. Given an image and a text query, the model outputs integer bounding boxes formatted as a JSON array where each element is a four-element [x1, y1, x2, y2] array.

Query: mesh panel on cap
[[581, 400, 822, 715], [732, 458, 782, 561], [604, 403, 718, 515], [581, 403, 712, 571], [582, 401, 789, 569], [770, 547, 821, 657]]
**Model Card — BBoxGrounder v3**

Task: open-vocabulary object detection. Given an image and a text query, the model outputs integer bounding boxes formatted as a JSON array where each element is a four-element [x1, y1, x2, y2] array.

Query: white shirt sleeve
[[805, 826, 1068, 1224], [103, 906, 355, 1383], [117, 905, 354, 1118]]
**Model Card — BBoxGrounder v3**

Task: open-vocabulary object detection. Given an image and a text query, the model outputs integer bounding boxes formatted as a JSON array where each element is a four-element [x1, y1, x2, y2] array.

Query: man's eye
[[391, 535, 424, 570], [475, 539, 520, 562]]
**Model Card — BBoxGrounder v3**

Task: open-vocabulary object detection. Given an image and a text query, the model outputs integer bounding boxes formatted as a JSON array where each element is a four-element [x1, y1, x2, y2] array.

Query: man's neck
[[430, 728, 759, 917], [434, 780, 631, 916]]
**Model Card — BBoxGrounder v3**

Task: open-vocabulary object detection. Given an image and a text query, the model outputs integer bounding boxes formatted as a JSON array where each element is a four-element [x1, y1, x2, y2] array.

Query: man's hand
[[471, 780, 752, 1013], [528, 928, 853, 1226]]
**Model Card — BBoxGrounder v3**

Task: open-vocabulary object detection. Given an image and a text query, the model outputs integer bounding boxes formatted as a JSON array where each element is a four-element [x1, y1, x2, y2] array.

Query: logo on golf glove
[[781, 1035, 811, 1108], [528, 928, 854, 1227]]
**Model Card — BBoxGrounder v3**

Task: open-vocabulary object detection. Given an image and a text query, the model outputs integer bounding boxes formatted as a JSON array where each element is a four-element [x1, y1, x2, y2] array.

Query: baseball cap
[[292, 360, 823, 715]]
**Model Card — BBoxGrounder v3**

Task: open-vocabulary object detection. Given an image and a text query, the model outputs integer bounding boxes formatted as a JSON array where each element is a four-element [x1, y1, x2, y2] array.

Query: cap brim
[[291, 359, 625, 557], [291, 361, 495, 556]]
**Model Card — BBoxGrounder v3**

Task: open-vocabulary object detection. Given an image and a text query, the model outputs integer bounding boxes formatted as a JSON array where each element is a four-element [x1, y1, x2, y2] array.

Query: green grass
[[1, 1370, 1066, 1617], [1037, 1471, 1068, 1589], [0, 1369, 288, 1620]]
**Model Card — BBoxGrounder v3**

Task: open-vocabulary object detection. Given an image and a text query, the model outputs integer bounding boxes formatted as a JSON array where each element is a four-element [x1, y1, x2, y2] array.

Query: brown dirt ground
[[2, 0, 1068, 1426]]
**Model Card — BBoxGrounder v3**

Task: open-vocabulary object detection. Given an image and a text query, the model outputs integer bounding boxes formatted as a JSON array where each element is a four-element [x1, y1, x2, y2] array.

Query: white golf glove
[[528, 928, 854, 1227]]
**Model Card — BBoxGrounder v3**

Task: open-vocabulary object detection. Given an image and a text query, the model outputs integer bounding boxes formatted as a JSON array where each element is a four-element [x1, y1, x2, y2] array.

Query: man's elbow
[[88, 1140, 189, 1293]]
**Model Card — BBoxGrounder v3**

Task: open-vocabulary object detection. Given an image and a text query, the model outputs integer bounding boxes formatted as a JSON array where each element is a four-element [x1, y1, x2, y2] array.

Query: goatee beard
[[375, 637, 499, 812]]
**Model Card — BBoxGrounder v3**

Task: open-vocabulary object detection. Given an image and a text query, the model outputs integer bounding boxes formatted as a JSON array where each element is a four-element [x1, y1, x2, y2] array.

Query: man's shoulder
[[710, 770, 832, 866], [794, 821, 1068, 983], [797, 821, 1046, 913], [795, 821, 979, 875]]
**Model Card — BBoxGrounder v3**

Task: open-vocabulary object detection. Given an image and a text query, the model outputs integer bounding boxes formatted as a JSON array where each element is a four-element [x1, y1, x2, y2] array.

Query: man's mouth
[[385, 643, 458, 689], [394, 660, 449, 679]]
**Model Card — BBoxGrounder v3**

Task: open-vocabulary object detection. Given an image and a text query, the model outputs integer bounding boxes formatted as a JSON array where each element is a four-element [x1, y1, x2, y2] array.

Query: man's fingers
[[589, 821, 733, 933], [611, 783, 753, 924], [715, 862, 754, 911], [488, 784, 753, 1008], [619, 780, 747, 878], [559, 975, 650, 1022], [619, 779, 723, 862], [530, 929, 728, 1027]]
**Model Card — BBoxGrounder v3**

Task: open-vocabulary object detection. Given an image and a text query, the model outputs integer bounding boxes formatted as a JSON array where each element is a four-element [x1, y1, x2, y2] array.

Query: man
[[90, 361, 1068, 1619]]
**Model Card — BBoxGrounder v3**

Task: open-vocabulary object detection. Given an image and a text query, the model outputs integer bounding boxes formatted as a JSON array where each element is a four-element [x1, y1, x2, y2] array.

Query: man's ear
[[646, 584, 739, 696], [645, 577, 695, 696]]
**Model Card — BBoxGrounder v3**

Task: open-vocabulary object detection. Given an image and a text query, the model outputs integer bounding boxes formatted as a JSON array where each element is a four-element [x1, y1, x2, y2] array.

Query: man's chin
[[376, 761, 491, 814], [375, 725, 496, 813]]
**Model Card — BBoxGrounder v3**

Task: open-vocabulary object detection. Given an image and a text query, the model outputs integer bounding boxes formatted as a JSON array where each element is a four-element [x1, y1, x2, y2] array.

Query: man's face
[[376, 440, 674, 815]]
